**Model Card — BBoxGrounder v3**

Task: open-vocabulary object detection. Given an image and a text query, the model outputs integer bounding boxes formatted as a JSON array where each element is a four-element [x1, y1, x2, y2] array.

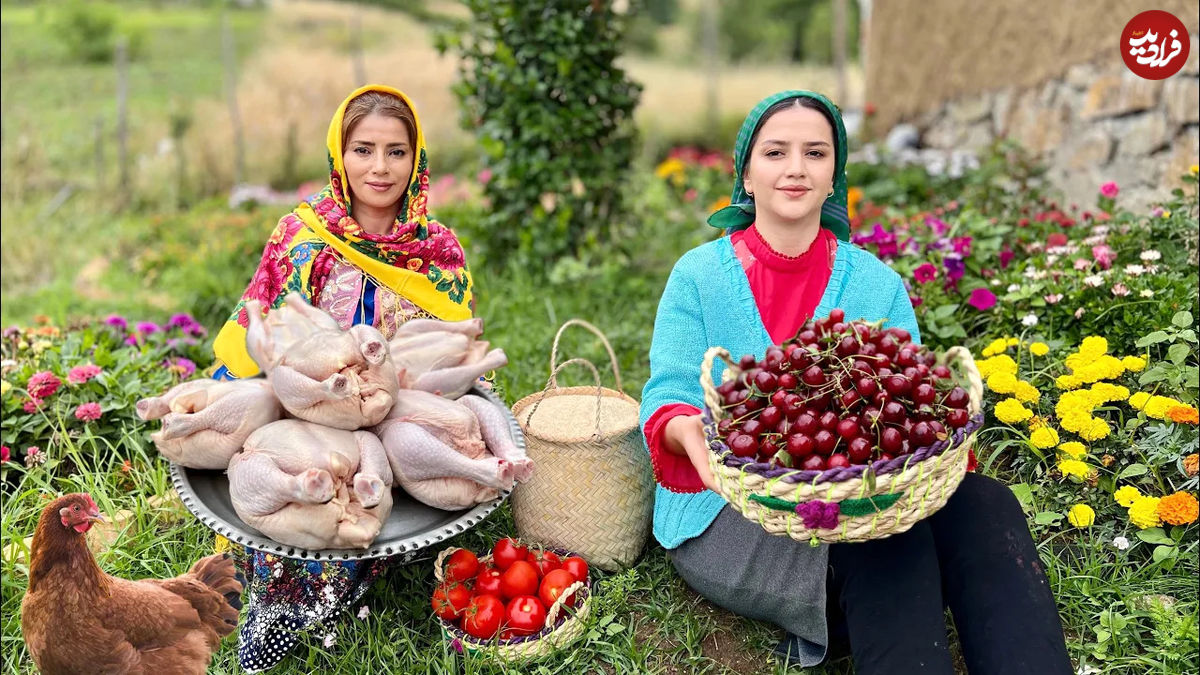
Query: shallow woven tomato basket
[[433, 546, 593, 663], [701, 345, 985, 544]]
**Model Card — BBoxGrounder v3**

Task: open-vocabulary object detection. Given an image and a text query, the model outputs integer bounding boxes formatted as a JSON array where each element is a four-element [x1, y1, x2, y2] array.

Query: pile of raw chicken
[[136, 294, 533, 551]]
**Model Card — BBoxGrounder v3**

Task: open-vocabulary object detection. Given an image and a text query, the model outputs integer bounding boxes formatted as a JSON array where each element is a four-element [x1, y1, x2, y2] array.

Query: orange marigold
[[1157, 492, 1199, 526], [1185, 453, 1199, 477], [1167, 405, 1199, 425]]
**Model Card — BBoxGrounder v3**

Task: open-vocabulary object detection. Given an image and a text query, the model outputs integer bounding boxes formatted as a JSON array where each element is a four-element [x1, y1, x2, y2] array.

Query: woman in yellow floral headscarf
[[213, 85, 475, 672]]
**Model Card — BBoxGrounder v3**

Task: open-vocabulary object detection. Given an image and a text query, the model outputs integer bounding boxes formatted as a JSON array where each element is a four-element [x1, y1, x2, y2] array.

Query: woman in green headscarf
[[639, 92, 1072, 674]]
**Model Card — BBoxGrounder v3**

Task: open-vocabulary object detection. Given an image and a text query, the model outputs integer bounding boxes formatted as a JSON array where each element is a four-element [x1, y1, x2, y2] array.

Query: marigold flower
[[1114, 485, 1142, 507], [1006, 337, 1020, 347], [1185, 453, 1199, 477], [1144, 395, 1185, 420], [1056, 374, 1079, 390], [1058, 459, 1091, 480], [1067, 504, 1095, 528], [1079, 336, 1108, 357], [995, 398, 1034, 425], [1014, 381, 1041, 404], [1128, 392, 1150, 410], [1101, 454, 1116, 467], [1121, 356, 1146, 372], [0, 381, 10, 396], [1167, 405, 1199, 425], [1128, 496, 1162, 529], [976, 354, 1018, 379], [1029, 342, 1049, 356], [1058, 441, 1087, 460], [1079, 417, 1112, 441], [1157, 492, 1198, 525], [986, 372, 1019, 394], [1030, 427, 1060, 449]]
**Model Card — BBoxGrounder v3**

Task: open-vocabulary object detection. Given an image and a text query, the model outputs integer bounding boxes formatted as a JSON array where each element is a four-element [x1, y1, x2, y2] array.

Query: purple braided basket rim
[[437, 546, 592, 649], [704, 410, 984, 484]]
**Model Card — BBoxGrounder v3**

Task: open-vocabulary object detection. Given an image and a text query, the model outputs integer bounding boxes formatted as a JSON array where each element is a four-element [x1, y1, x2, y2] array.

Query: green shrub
[[52, 1, 146, 64]]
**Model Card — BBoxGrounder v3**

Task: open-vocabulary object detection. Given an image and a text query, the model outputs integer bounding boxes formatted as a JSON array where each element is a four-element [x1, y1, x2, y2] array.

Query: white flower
[[323, 632, 337, 648], [1145, 264, 1159, 274], [1140, 289, 1155, 298], [1006, 283, 1022, 293], [1021, 313, 1039, 327], [1073, 258, 1091, 271], [1046, 254, 1060, 265], [1112, 536, 1130, 550], [991, 279, 1002, 286], [1091, 225, 1110, 236], [1140, 249, 1161, 262], [1082, 235, 1107, 246], [1077, 664, 1101, 675], [1111, 283, 1130, 297], [1083, 274, 1105, 287], [357, 606, 370, 620], [1075, 307, 1087, 319], [1123, 264, 1146, 276], [1046, 246, 1070, 256], [1044, 293, 1063, 304]]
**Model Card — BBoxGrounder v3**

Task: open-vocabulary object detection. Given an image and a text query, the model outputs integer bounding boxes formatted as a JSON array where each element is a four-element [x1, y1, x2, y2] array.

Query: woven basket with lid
[[510, 320, 653, 571]]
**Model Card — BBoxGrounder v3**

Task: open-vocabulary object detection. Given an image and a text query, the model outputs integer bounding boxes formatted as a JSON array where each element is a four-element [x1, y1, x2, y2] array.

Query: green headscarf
[[707, 90, 850, 242]]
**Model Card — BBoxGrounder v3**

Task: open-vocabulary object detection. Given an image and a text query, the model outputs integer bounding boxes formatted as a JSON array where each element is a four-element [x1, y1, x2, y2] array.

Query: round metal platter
[[170, 385, 519, 562]]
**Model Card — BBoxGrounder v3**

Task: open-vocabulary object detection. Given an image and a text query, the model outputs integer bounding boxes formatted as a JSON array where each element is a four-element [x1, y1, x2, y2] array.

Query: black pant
[[819, 473, 1073, 675]]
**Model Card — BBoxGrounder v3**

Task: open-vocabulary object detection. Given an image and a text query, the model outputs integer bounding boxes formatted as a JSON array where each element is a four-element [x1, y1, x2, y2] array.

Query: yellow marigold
[[1064, 353, 1090, 373], [1030, 426, 1060, 449], [1185, 453, 1199, 477], [1122, 356, 1146, 372], [1014, 381, 1041, 404], [1060, 411, 1092, 434], [1089, 383, 1130, 403], [986, 338, 1009, 355], [1058, 458, 1092, 480], [1167, 405, 1199, 425], [1006, 337, 1021, 347], [0, 380, 10, 396], [1128, 392, 1151, 410], [654, 157, 686, 180], [1056, 374, 1080, 390], [1079, 417, 1112, 442], [1145, 395, 1184, 420], [1029, 342, 1050, 357], [987, 371, 1019, 394], [995, 398, 1034, 425], [1028, 415, 1049, 430], [1114, 485, 1143, 507], [1079, 336, 1109, 358], [977, 355, 1018, 379], [1067, 504, 1095, 528], [1157, 492, 1199, 526], [1058, 441, 1087, 460], [1128, 496, 1163, 529]]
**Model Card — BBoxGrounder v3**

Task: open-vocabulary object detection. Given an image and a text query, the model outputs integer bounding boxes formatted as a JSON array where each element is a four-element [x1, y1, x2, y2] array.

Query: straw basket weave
[[434, 546, 592, 663], [701, 345, 985, 544], [509, 320, 653, 571]]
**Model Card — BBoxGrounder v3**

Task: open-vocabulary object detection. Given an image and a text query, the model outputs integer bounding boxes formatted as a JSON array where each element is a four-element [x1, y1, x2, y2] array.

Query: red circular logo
[[1121, 10, 1190, 80]]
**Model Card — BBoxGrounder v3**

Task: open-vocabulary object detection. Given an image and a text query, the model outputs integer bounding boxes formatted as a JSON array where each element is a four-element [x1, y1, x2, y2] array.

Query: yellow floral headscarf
[[213, 84, 474, 378]]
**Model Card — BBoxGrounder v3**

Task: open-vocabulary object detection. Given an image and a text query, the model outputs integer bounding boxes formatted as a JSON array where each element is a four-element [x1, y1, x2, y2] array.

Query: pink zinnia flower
[[999, 248, 1014, 269], [104, 315, 128, 331], [1075, 307, 1086, 319], [27, 371, 61, 399], [909, 294, 924, 308], [683, 188, 698, 203], [1091, 244, 1115, 270], [1111, 283, 1130, 297], [913, 263, 938, 284], [74, 402, 102, 422], [1073, 258, 1091, 270], [967, 288, 998, 311], [68, 364, 103, 385], [23, 397, 43, 413], [477, 168, 493, 185], [1100, 182, 1119, 198], [1044, 293, 1063, 304], [1047, 232, 1069, 248], [1, 446, 9, 463]]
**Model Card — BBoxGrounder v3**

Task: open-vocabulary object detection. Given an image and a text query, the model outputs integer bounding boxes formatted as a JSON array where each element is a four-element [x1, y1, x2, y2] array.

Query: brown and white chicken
[[20, 493, 244, 675]]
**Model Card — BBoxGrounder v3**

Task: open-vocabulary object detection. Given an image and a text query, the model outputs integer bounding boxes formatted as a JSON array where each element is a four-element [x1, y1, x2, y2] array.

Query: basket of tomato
[[701, 311, 985, 544], [431, 538, 592, 662]]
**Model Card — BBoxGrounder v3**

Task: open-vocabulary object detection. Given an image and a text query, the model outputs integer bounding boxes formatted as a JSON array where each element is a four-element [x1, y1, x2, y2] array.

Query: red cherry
[[847, 437, 873, 463], [770, 389, 789, 409], [888, 327, 912, 343], [799, 455, 826, 471], [897, 349, 918, 368], [883, 376, 911, 397], [879, 453, 895, 462], [944, 387, 970, 409], [797, 330, 819, 346], [778, 372, 799, 391], [912, 383, 937, 406], [836, 419, 860, 440], [730, 404, 749, 419], [741, 419, 764, 437], [828, 308, 845, 323], [759, 406, 783, 429], [881, 401, 905, 423], [879, 427, 905, 454], [858, 342, 878, 358], [784, 394, 805, 419], [827, 453, 852, 469], [856, 377, 879, 398], [862, 406, 882, 427], [738, 354, 757, 370], [818, 411, 839, 431], [786, 433, 816, 458], [743, 396, 766, 412], [836, 336, 859, 358], [839, 389, 862, 411], [932, 365, 952, 380], [814, 430, 837, 456], [792, 413, 819, 435], [724, 388, 749, 406], [716, 418, 733, 435], [754, 371, 779, 393], [929, 420, 946, 437], [946, 408, 970, 428], [878, 336, 899, 358], [729, 432, 759, 457], [911, 422, 935, 447], [802, 366, 826, 387]]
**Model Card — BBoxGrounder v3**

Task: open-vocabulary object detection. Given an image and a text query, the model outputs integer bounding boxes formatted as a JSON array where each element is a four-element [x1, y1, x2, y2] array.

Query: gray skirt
[[667, 505, 831, 667]]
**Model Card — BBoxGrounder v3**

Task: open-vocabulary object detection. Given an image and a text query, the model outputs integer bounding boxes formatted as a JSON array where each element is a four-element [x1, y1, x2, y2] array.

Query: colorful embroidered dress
[[212, 85, 475, 672]]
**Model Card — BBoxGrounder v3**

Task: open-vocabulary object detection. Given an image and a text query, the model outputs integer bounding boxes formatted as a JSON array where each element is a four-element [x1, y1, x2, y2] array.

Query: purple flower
[[124, 334, 141, 347], [913, 263, 938, 284], [168, 313, 196, 330], [135, 321, 160, 335], [943, 253, 965, 281], [952, 236, 973, 256], [925, 216, 949, 235], [967, 288, 997, 311], [3, 326, 20, 339], [796, 501, 841, 530], [104, 315, 128, 331]]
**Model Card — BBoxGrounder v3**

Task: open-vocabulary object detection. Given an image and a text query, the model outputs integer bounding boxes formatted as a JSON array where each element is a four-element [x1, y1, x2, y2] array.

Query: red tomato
[[526, 548, 562, 577], [431, 582, 471, 621], [560, 556, 589, 583], [475, 567, 503, 597], [444, 548, 479, 583], [539, 568, 578, 610], [504, 595, 547, 636], [499, 560, 539, 601], [492, 537, 528, 571], [461, 594, 505, 640]]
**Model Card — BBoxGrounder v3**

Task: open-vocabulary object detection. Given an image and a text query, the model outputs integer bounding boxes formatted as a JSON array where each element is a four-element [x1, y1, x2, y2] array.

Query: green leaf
[[1136, 331, 1170, 348], [932, 303, 959, 320], [1009, 483, 1034, 511], [1151, 544, 1177, 563], [1178, 329, 1197, 344], [1117, 463, 1148, 480], [1135, 527, 1174, 545], [1171, 311, 1193, 328], [1168, 343, 1190, 365], [1093, 629, 1111, 644], [1139, 369, 1169, 386], [1033, 511, 1063, 525]]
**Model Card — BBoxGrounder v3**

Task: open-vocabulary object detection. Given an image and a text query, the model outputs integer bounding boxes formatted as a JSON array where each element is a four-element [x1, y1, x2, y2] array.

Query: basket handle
[[433, 546, 461, 585], [522, 358, 605, 438], [549, 319, 623, 392], [941, 346, 984, 414], [699, 346, 739, 420], [544, 580, 585, 626]]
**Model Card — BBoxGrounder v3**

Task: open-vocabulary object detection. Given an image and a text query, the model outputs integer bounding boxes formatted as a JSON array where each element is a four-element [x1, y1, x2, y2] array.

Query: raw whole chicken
[[458, 394, 535, 482], [387, 328, 509, 400], [374, 389, 517, 510], [136, 379, 281, 469], [228, 419, 393, 550], [246, 295, 399, 429]]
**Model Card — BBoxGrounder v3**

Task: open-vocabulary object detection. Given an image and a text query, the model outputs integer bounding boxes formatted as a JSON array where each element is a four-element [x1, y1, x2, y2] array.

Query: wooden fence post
[[115, 36, 130, 194], [222, 11, 246, 186], [834, 0, 847, 106], [351, 13, 367, 86], [94, 115, 105, 191]]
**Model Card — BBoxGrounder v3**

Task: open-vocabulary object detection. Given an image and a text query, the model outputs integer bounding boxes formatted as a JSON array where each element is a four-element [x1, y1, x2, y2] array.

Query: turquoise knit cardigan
[[639, 236, 921, 549]]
